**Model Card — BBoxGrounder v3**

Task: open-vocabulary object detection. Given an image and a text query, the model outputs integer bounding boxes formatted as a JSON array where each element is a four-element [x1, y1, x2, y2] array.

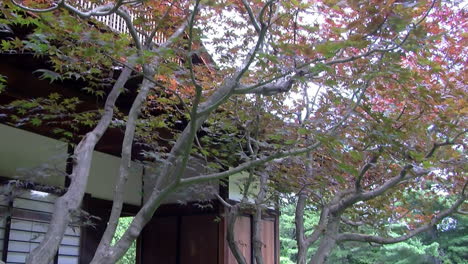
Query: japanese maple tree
[[0, 0, 466, 263]]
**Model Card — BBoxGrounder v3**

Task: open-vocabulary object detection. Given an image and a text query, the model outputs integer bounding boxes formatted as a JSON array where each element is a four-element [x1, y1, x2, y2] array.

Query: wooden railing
[[74, 0, 167, 45]]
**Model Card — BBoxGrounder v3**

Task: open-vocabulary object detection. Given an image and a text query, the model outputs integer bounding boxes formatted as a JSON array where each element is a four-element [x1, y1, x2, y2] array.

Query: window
[[1, 189, 80, 264]]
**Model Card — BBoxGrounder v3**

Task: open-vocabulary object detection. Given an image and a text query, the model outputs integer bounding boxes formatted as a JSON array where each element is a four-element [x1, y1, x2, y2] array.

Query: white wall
[[0, 124, 67, 187], [87, 151, 142, 206], [0, 124, 143, 206], [228, 171, 260, 202], [229, 172, 275, 209]]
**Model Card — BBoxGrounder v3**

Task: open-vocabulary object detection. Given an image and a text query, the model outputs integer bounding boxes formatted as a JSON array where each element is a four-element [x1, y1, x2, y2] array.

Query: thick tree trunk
[[309, 217, 340, 264], [296, 151, 316, 264], [295, 193, 309, 264]]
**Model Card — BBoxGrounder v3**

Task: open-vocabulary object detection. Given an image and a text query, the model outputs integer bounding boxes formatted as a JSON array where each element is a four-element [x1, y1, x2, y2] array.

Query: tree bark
[[252, 172, 268, 264], [227, 205, 249, 264], [25, 65, 133, 264], [99, 40, 268, 260], [90, 17, 187, 262], [91, 76, 153, 263], [295, 192, 309, 264], [296, 151, 321, 264], [309, 216, 340, 264]]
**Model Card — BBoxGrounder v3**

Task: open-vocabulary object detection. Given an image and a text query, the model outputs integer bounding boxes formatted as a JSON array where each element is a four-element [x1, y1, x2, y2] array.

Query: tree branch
[[25, 58, 134, 264], [215, 193, 232, 208], [338, 191, 467, 244], [359, 164, 414, 201], [252, 171, 268, 264], [241, 0, 261, 33], [99, 2, 274, 262], [91, 68, 152, 264], [236, 8, 427, 97], [340, 216, 365, 227], [425, 129, 467, 158], [62, 1, 125, 18], [11, 0, 64, 12], [235, 78, 294, 96], [114, 8, 143, 51], [144, 1, 176, 48], [90, 13, 191, 262], [226, 205, 249, 264], [355, 147, 382, 191]]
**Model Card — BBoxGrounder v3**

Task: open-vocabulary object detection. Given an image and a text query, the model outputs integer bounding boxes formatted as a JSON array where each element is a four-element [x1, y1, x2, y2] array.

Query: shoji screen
[[4, 190, 80, 264]]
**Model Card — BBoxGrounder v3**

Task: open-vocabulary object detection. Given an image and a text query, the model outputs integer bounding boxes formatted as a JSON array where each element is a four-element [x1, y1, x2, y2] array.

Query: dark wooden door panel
[[141, 216, 178, 264], [261, 220, 275, 264], [180, 215, 218, 264]]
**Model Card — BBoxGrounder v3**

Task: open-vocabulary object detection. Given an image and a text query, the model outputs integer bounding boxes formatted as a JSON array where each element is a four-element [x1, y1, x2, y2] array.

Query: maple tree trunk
[[90, 77, 242, 263], [296, 151, 318, 264], [25, 66, 133, 264], [9, 2, 464, 264], [309, 217, 340, 264], [252, 172, 268, 264], [295, 193, 309, 264], [252, 211, 263, 264], [226, 205, 249, 264], [90, 13, 187, 262], [91, 75, 152, 262]]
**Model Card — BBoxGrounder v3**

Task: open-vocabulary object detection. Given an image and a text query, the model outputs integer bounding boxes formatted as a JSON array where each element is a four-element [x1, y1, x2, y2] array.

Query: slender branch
[[414, 0, 437, 27], [180, 142, 318, 185], [107, 55, 188, 109], [241, 0, 261, 33], [297, 150, 325, 258], [183, 79, 370, 185], [114, 9, 142, 50], [338, 192, 467, 244], [236, 7, 427, 97], [355, 147, 382, 191], [252, 172, 268, 264], [91, 14, 191, 263], [295, 192, 313, 264], [340, 216, 365, 227], [158, 19, 189, 50], [337, 132, 465, 215], [187, 0, 203, 98], [425, 129, 467, 158], [11, 0, 64, 12], [144, 1, 176, 48], [457, 208, 468, 215], [29, 1, 141, 50], [237, 78, 294, 96], [234, 22, 269, 84], [62, 1, 124, 18], [173, 0, 202, 184], [91, 60, 150, 264], [359, 164, 414, 201], [196, 4, 272, 116], [215, 193, 232, 208]]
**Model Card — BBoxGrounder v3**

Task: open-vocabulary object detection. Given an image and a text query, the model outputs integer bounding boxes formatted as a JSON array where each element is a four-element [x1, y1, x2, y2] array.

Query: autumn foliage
[[0, 0, 466, 263]]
